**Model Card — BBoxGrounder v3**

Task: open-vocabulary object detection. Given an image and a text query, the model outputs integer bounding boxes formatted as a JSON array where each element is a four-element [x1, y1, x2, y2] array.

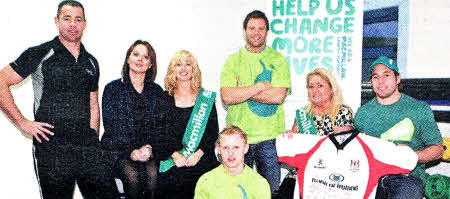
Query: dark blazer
[[101, 74, 168, 169]]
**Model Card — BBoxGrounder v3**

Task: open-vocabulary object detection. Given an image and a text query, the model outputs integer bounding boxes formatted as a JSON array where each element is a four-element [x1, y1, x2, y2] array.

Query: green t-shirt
[[220, 46, 291, 144], [354, 94, 443, 182], [194, 165, 271, 199]]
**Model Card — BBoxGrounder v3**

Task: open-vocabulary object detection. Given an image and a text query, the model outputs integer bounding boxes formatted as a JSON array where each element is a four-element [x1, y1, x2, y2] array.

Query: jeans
[[375, 174, 424, 199], [244, 139, 280, 193]]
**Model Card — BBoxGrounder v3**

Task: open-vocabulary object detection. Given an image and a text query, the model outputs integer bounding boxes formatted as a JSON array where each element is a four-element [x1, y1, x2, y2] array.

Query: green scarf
[[296, 107, 317, 135], [159, 88, 216, 172]]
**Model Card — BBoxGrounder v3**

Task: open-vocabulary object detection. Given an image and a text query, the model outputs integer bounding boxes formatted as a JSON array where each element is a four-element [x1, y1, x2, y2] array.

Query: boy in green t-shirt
[[194, 126, 270, 199], [354, 56, 444, 199]]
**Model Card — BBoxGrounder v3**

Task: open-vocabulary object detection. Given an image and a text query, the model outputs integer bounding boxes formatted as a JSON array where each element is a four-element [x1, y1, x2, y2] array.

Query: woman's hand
[[172, 152, 187, 167], [130, 145, 152, 162], [283, 119, 299, 139], [283, 129, 296, 140], [186, 149, 204, 167]]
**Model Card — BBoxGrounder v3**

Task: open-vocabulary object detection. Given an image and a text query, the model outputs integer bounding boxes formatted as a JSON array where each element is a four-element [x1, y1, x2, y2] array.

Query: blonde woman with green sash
[[152, 50, 220, 198], [280, 67, 355, 197], [286, 68, 354, 136]]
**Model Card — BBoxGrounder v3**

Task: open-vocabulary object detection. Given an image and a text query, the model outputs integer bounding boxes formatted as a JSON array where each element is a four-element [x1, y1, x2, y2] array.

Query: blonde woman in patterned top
[[287, 68, 354, 136], [279, 68, 354, 198]]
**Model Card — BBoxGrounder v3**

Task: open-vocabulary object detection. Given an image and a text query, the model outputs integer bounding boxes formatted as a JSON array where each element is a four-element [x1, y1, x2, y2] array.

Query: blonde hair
[[216, 125, 248, 146], [164, 50, 202, 96], [305, 68, 345, 121]]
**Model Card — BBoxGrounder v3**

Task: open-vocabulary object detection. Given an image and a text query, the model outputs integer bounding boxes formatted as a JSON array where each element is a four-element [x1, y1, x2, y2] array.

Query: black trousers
[[33, 127, 118, 199]]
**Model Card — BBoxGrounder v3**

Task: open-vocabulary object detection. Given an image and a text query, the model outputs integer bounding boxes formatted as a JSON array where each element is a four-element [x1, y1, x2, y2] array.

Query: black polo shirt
[[10, 36, 99, 127]]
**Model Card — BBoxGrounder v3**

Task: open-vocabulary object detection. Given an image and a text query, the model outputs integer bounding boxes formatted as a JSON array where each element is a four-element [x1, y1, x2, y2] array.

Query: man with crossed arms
[[220, 10, 291, 195]]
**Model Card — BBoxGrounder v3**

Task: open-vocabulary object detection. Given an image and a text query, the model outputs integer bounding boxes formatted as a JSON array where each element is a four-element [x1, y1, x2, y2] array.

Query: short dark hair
[[122, 40, 157, 82], [57, 0, 85, 19], [243, 10, 269, 31]]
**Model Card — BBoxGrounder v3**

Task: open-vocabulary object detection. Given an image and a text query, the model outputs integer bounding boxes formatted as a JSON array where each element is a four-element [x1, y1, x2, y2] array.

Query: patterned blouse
[[283, 105, 355, 183], [313, 105, 354, 136]]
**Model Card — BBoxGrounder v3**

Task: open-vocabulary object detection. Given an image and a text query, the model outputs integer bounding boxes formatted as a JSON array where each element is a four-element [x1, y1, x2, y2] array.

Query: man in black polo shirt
[[0, 1, 118, 198]]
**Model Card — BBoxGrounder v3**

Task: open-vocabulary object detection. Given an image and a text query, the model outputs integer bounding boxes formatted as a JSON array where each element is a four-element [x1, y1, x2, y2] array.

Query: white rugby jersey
[[277, 130, 418, 199]]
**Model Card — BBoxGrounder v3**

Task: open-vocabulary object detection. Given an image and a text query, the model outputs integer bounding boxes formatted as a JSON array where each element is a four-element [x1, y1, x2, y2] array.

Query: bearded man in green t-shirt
[[354, 56, 444, 199], [220, 10, 291, 195]]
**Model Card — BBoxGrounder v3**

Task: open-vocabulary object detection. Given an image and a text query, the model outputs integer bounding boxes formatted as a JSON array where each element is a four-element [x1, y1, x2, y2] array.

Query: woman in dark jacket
[[101, 40, 166, 199], [133, 50, 220, 199]]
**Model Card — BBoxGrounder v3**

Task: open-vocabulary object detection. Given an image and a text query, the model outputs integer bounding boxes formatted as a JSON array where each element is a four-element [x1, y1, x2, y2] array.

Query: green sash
[[296, 107, 317, 135], [159, 88, 216, 172]]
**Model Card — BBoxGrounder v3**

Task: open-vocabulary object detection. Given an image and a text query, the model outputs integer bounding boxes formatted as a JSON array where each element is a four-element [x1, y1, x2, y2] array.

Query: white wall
[[405, 0, 450, 78], [0, 1, 266, 198]]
